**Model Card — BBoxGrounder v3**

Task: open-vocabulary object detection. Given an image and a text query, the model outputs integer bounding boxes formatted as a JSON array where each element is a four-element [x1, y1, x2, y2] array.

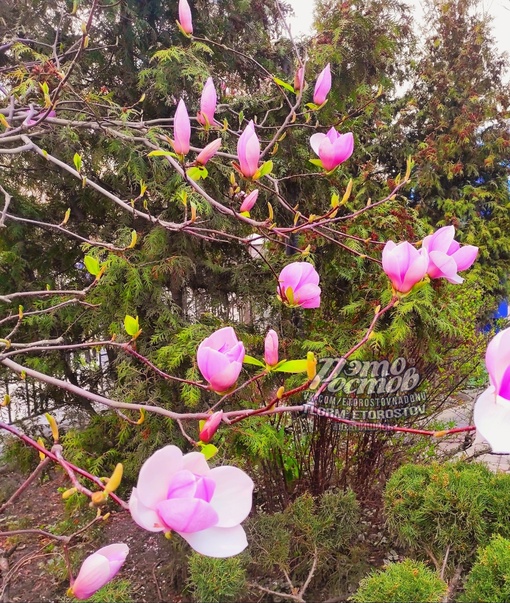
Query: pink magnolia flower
[[240, 189, 259, 213], [382, 241, 429, 294], [172, 99, 191, 156], [197, 327, 245, 392], [237, 121, 260, 178], [277, 262, 321, 309], [69, 543, 129, 600], [129, 445, 253, 557], [197, 77, 217, 127], [313, 63, 331, 106], [196, 138, 221, 165], [421, 225, 478, 284], [474, 327, 510, 453], [294, 66, 305, 91], [199, 411, 223, 443], [264, 329, 279, 366], [178, 0, 193, 34], [310, 128, 354, 172]]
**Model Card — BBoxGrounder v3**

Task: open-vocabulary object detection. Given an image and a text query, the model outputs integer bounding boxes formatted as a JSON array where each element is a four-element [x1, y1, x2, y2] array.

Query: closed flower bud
[[199, 411, 223, 443]]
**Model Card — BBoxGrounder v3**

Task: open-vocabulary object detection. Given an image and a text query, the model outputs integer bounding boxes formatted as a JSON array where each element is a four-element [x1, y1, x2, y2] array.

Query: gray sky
[[286, 0, 510, 66]]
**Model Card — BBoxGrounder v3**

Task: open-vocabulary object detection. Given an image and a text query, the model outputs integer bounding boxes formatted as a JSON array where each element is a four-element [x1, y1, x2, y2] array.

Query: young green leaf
[[83, 255, 100, 276], [73, 153, 82, 173], [274, 359, 308, 373], [124, 315, 140, 337], [243, 355, 266, 368]]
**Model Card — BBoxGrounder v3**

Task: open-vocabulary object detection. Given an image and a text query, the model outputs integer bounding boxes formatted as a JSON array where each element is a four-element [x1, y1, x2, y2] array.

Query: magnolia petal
[[208, 360, 243, 392], [180, 525, 249, 558], [208, 466, 254, 527], [400, 250, 428, 293], [310, 133, 327, 156], [486, 328, 510, 392], [427, 225, 455, 253], [156, 498, 218, 533], [167, 470, 198, 498], [428, 251, 459, 280], [203, 326, 238, 351], [473, 386, 510, 453], [182, 451, 211, 476], [129, 488, 165, 532], [195, 476, 216, 502], [500, 365, 510, 400], [451, 245, 478, 271], [332, 133, 354, 163], [135, 446, 183, 508], [318, 139, 339, 172], [293, 283, 321, 308], [197, 346, 232, 384]]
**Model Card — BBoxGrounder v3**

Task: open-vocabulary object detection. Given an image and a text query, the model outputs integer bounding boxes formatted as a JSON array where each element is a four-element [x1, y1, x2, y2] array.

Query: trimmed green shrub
[[187, 553, 247, 603], [384, 462, 510, 569], [459, 535, 510, 603], [352, 559, 448, 603]]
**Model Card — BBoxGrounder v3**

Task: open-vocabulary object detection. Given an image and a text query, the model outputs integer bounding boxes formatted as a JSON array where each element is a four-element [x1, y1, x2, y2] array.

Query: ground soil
[[0, 468, 192, 603]]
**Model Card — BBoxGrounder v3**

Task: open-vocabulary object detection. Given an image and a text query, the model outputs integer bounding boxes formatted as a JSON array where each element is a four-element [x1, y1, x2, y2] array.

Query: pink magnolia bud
[[172, 99, 191, 156], [178, 0, 193, 34], [129, 445, 253, 557], [237, 121, 260, 178], [474, 326, 510, 453], [294, 66, 305, 91], [196, 138, 221, 165], [421, 225, 478, 284], [69, 543, 129, 600], [382, 241, 429, 294], [310, 128, 354, 172], [277, 262, 321, 309], [197, 77, 217, 127], [239, 189, 259, 213], [197, 327, 245, 393], [264, 329, 279, 366], [313, 63, 331, 106], [199, 410, 223, 443]]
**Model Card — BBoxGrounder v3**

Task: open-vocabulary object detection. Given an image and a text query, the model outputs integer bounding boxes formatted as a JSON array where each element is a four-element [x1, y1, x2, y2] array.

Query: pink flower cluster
[[382, 226, 478, 294]]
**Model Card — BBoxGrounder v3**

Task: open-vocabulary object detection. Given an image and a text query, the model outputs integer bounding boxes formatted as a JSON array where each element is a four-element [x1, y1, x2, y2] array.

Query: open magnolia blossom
[[474, 326, 510, 453], [129, 446, 254, 557], [69, 543, 129, 600], [310, 129, 354, 172], [382, 241, 429, 294], [277, 262, 321, 309], [422, 225, 478, 284], [197, 326, 245, 392]]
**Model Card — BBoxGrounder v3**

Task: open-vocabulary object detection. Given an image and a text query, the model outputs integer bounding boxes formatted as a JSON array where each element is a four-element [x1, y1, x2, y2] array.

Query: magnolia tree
[[0, 0, 506, 599]]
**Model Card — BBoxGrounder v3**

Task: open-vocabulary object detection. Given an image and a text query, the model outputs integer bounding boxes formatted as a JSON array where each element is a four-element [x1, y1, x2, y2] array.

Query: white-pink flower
[[474, 326, 510, 453], [129, 445, 253, 557], [310, 128, 354, 172]]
